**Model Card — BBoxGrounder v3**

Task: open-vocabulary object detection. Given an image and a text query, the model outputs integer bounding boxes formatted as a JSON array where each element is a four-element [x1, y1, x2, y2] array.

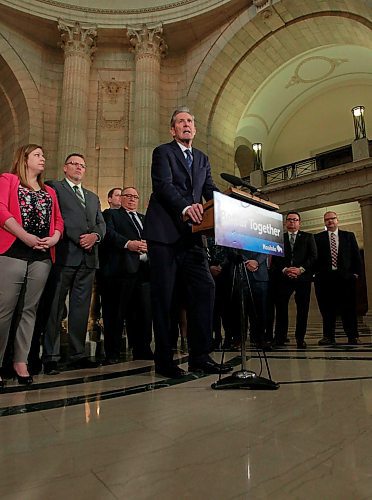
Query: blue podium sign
[[214, 191, 284, 256]]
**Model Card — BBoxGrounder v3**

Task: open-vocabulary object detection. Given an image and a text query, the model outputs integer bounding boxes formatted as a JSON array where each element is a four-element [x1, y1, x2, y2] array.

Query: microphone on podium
[[220, 173, 260, 194]]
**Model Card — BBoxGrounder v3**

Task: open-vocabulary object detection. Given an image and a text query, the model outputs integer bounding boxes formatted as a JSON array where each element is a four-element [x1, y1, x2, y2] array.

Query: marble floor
[[1, 319, 372, 500]]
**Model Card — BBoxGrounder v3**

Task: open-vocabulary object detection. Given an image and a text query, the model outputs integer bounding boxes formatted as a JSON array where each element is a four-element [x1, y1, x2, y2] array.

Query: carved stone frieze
[[96, 79, 130, 141], [58, 19, 97, 60]]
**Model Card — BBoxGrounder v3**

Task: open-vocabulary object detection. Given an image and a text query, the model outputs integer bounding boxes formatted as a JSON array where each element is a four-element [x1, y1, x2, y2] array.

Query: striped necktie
[[185, 149, 193, 174], [330, 232, 338, 268], [73, 185, 85, 208], [129, 212, 142, 237], [289, 233, 295, 250]]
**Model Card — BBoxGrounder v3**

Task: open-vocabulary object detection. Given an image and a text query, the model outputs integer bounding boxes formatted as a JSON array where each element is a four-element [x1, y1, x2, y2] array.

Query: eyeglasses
[[66, 161, 87, 169], [286, 218, 300, 222], [325, 217, 337, 222], [121, 194, 139, 200]]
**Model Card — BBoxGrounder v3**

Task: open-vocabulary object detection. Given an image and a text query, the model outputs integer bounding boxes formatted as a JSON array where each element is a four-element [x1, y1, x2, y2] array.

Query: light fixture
[[351, 106, 366, 139], [252, 143, 263, 170]]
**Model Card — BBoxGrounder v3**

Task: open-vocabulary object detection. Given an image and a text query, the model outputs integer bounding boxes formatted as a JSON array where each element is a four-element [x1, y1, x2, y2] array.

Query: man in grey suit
[[42, 153, 106, 373]]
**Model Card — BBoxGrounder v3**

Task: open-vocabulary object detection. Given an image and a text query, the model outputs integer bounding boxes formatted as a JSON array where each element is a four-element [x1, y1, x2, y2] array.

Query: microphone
[[220, 173, 260, 194]]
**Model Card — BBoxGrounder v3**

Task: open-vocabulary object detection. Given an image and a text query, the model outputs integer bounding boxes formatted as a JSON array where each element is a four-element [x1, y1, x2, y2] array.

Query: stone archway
[[186, 0, 372, 182], [0, 34, 42, 169]]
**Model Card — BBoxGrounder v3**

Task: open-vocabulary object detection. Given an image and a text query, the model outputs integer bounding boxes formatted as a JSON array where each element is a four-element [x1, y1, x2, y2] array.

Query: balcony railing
[[263, 143, 358, 185], [264, 158, 317, 184]]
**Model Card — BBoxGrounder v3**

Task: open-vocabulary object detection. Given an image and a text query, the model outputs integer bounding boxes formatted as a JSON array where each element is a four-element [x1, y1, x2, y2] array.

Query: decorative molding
[[31, 0, 198, 14], [286, 56, 348, 87], [58, 19, 97, 60], [253, 0, 271, 12], [96, 79, 130, 139], [127, 24, 167, 59]]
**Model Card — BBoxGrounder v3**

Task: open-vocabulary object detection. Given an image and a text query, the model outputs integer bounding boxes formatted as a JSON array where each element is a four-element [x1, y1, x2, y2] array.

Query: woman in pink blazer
[[0, 144, 64, 388]]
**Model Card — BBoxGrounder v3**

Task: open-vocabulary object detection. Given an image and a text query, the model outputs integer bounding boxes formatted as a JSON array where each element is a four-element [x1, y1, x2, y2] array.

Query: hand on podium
[[183, 203, 204, 224]]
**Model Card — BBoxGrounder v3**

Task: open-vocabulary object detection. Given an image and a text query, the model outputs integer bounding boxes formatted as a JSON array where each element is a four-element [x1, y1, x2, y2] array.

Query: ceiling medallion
[[286, 56, 348, 87]]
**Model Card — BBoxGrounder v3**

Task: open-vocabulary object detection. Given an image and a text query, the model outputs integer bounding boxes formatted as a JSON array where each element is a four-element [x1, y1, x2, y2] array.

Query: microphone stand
[[212, 253, 279, 390]]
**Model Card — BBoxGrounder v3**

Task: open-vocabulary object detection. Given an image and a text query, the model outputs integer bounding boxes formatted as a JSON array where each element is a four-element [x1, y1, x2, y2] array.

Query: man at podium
[[143, 107, 232, 378]]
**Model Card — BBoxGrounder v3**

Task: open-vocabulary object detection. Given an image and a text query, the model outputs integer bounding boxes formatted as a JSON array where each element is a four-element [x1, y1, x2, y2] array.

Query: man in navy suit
[[270, 211, 317, 349], [143, 107, 232, 378], [42, 154, 106, 373], [99, 187, 152, 363], [315, 211, 362, 345]]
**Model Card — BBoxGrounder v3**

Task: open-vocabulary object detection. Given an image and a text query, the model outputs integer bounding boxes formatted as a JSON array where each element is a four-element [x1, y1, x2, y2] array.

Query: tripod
[[212, 253, 279, 390]]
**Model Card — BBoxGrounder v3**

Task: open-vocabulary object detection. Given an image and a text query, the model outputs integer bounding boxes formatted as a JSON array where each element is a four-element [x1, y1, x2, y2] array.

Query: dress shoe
[[132, 350, 154, 361], [318, 337, 336, 346], [272, 338, 286, 347], [13, 363, 33, 385], [12, 370, 33, 386], [44, 361, 60, 375], [296, 340, 307, 349], [347, 338, 361, 345], [104, 357, 120, 365], [189, 357, 233, 374], [69, 358, 100, 370], [155, 365, 187, 379]]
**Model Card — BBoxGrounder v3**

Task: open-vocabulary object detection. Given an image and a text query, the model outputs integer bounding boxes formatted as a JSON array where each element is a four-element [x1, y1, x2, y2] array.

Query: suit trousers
[[314, 271, 358, 340], [0, 256, 51, 365], [101, 265, 152, 360], [148, 241, 215, 368], [274, 279, 311, 342], [43, 263, 95, 361]]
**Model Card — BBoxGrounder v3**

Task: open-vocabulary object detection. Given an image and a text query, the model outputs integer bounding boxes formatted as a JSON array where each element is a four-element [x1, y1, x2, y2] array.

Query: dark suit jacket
[[271, 231, 317, 282], [143, 140, 218, 244], [47, 179, 105, 269], [314, 229, 361, 279], [240, 251, 269, 282], [100, 207, 146, 277]]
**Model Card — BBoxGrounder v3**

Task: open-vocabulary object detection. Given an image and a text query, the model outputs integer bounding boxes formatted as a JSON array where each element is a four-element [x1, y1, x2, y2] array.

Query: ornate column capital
[[58, 19, 97, 60], [127, 24, 167, 60]]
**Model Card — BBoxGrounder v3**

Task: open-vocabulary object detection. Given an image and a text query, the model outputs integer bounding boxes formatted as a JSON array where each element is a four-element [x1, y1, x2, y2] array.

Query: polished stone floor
[[1, 318, 372, 500]]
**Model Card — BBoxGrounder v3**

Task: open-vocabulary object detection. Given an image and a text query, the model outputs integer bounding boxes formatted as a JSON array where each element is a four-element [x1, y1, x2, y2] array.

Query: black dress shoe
[[44, 361, 60, 375], [155, 365, 187, 379], [347, 338, 361, 345], [133, 350, 154, 361], [272, 339, 286, 347], [318, 337, 336, 346], [104, 357, 120, 365], [189, 357, 233, 374], [296, 340, 307, 349], [69, 358, 100, 369], [13, 370, 33, 386]]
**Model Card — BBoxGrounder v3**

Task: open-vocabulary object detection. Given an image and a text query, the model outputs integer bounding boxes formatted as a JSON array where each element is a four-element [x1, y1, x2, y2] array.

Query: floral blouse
[[4, 185, 52, 261]]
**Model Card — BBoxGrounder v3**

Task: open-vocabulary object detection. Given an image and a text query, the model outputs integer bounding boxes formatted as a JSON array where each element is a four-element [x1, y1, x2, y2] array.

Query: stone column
[[57, 20, 97, 168], [360, 198, 372, 317], [127, 24, 167, 207]]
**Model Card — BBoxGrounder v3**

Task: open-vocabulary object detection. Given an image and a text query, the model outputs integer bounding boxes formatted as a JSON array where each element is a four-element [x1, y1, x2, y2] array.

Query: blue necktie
[[185, 149, 193, 174]]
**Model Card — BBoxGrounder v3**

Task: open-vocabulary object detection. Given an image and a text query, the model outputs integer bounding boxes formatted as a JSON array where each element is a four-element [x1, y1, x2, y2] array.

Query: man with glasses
[[99, 187, 152, 363], [42, 153, 105, 373], [270, 211, 317, 349], [314, 211, 361, 346]]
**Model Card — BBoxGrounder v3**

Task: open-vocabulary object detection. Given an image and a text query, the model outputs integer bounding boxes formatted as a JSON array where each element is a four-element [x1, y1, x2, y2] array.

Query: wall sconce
[[351, 106, 366, 140], [252, 143, 263, 170]]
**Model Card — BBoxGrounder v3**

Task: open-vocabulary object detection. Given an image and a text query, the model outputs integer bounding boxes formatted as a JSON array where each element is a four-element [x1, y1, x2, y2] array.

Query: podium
[[194, 188, 281, 390], [192, 187, 279, 235]]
